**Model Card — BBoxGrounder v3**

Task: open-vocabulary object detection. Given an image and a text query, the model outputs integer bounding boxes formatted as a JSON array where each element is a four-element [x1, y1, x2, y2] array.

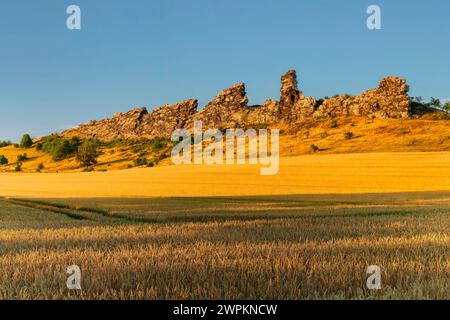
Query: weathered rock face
[[280, 70, 304, 109], [193, 83, 249, 129], [277, 70, 316, 122], [61, 70, 412, 141], [141, 99, 198, 137], [315, 77, 410, 119], [63, 100, 198, 140]]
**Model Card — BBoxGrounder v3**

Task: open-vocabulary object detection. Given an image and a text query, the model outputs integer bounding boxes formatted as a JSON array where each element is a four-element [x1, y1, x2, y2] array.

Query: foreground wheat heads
[[0, 194, 448, 300]]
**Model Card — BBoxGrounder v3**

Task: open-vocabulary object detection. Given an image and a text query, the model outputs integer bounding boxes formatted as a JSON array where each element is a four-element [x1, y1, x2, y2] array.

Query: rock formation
[[315, 77, 410, 119], [61, 70, 412, 140], [193, 83, 248, 129]]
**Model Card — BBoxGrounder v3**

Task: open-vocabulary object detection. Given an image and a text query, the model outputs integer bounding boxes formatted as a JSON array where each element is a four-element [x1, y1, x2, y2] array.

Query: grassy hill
[[0, 115, 449, 173]]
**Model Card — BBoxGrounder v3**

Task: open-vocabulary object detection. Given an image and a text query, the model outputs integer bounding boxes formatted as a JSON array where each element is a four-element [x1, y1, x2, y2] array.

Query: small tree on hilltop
[[444, 102, 450, 112], [20, 134, 33, 148], [76, 141, 99, 168], [429, 97, 442, 110]]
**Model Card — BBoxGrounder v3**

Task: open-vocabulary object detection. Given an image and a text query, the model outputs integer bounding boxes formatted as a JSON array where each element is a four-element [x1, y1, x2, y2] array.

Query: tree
[[20, 134, 33, 148], [429, 97, 442, 109], [444, 102, 450, 112], [76, 141, 99, 168], [0, 155, 8, 165]]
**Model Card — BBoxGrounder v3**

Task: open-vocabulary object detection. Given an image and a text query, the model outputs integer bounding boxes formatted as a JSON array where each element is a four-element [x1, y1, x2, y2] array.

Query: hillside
[[0, 69, 448, 173], [0, 115, 449, 173]]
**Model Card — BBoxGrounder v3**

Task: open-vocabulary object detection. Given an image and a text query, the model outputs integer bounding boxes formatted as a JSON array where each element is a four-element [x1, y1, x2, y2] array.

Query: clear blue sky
[[1, 0, 449, 141]]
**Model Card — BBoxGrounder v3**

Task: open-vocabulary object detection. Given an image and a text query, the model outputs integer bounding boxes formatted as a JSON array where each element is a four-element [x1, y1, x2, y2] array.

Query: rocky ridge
[[62, 70, 412, 140]]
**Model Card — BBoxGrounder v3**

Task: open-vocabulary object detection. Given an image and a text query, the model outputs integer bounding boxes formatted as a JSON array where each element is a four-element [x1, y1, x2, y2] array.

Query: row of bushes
[[0, 140, 12, 148], [0, 153, 28, 165], [3, 133, 171, 171]]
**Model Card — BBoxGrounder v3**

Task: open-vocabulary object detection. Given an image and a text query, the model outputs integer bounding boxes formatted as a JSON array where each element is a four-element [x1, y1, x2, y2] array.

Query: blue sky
[[1, 0, 449, 141]]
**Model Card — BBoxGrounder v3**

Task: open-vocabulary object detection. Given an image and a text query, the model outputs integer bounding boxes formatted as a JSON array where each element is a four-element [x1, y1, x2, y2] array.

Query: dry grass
[[0, 194, 448, 300], [1, 116, 449, 174], [0, 151, 449, 198]]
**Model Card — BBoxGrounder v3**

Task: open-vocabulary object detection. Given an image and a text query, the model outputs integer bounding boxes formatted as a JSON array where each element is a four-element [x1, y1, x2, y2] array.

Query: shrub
[[329, 119, 338, 128], [0, 140, 12, 148], [344, 132, 354, 140], [76, 141, 99, 168], [35, 142, 43, 151], [17, 153, 28, 162], [36, 163, 44, 172], [0, 155, 8, 165], [444, 102, 450, 112], [147, 162, 155, 168], [20, 134, 33, 148], [150, 137, 167, 152], [257, 124, 268, 130], [82, 166, 94, 172], [40, 136, 81, 161], [134, 157, 148, 166], [15, 163, 22, 172], [310, 144, 319, 153]]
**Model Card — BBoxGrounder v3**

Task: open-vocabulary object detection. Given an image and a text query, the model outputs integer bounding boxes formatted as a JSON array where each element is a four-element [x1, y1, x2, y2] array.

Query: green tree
[[76, 141, 99, 168], [0, 155, 8, 165], [17, 153, 28, 162], [20, 134, 33, 148], [429, 97, 442, 109], [444, 102, 450, 112]]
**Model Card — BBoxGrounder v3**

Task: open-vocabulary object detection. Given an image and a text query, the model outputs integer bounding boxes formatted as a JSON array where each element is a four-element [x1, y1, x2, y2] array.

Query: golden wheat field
[[0, 193, 449, 300], [0, 152, 450, 198], [0, 151, 449, 299]]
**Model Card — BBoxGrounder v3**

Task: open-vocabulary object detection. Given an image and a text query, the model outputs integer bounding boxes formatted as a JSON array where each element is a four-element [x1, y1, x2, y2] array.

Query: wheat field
[[0, 152, 449, 300], [0, 152, 450, 198], [0, 192, 449, 300]]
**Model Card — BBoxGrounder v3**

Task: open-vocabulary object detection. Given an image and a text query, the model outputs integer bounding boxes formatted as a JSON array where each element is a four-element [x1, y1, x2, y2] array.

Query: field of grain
[[0, 192, 449, 300], [0, 151, 450, 198], [0, 151, 449, 300]]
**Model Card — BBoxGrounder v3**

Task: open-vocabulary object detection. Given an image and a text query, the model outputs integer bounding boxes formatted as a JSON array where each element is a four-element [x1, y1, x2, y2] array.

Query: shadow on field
[[4, 190, 449, 224]]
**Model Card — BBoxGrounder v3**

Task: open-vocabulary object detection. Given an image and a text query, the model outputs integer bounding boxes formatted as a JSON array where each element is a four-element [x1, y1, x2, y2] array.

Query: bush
[[20, 134, 33, 148], [15, 163, 22, 172], [0, 155, 8, 165], [0, 140, 12, 148], [40, 136, 81, 161], [76, 141, 99, 168], [329, 119, 338, 128], [134, 157, 148, 166], [17, 153, 28, 162], [147, 162, 155, 168], [310, 144, 319, 153], [344, 132, 354, 140], [150, 137, 167, 152], [36, 163, 44, 172], [35, 142, 43, 151]]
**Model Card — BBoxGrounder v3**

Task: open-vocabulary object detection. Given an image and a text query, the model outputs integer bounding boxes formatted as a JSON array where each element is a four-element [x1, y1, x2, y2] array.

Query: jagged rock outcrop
[[141, 99, 198, 136], [315, 77, 410, 119], [278, 70, 317, 122], [63, 100, 197, 140], [193, 83, 249, 129], [61, 70, 413, 141]]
